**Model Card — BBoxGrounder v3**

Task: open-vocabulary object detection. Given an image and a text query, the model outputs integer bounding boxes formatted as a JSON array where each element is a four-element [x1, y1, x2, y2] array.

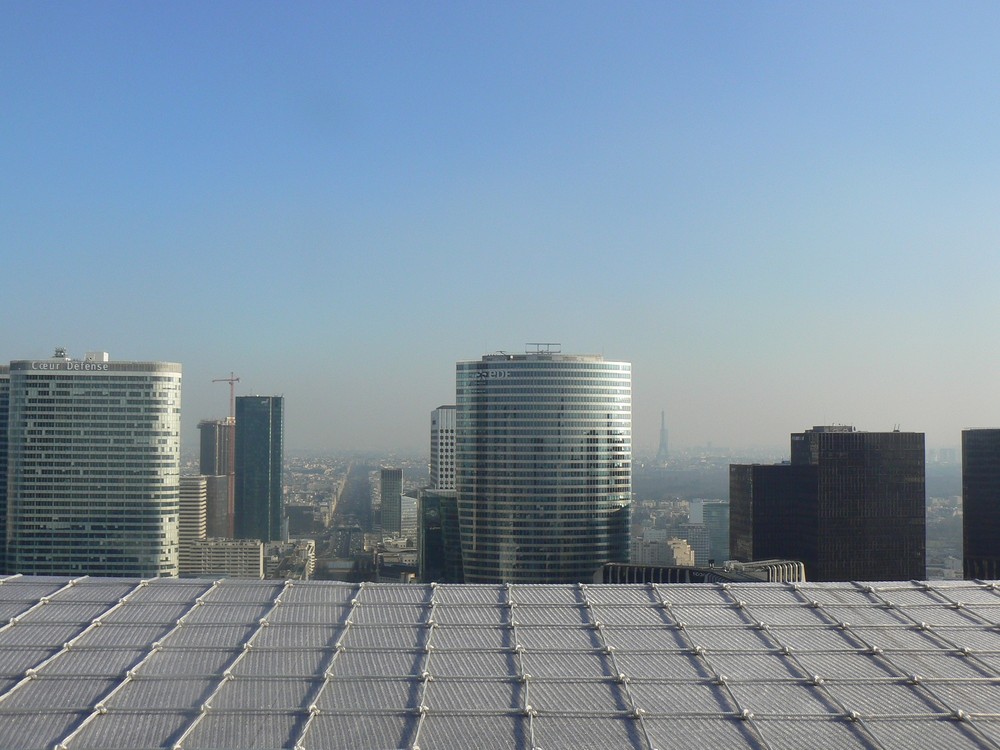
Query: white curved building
[[456, 350, 631, 583], [7, 350, 181, 576]]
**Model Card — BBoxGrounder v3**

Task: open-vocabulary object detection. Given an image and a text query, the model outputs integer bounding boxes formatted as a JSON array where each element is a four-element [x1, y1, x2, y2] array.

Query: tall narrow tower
[[0, 366, 9, 574], [234, 395, 284, 542], [655, 409, 669, 465], [380, 467, 403, 535], [430, 405, 456, 490], [198, 418, 235, 536]]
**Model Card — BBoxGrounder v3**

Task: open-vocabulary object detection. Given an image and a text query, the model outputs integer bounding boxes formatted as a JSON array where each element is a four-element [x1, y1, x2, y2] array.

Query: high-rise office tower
[[730, 425, 925, 581], [234, 395, 284, 542], [430, 405, 456, 490], [6, 350, 181, 576], [198, 418, 234, 475], [0, 366, 9, 573], [701, 499, 730, 564], [205, 475, 230, 538], [456, 348, 631, 583], [380, 467, 403, 536], [418, 488, 463, 583], [198, 418, 234, 537], [962, 429, 1000, 579]]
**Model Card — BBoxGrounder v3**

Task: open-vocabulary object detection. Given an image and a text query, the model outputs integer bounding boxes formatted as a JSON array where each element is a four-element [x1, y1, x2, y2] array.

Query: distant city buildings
[[456, 348, 631, 583], [264, 539, 315, 580], [234, 395, 284, 542], [730, 426, 925, 581], [962, 429, 1000, 579], [6, 349, 181, 577], [631, 530, 695, 567]]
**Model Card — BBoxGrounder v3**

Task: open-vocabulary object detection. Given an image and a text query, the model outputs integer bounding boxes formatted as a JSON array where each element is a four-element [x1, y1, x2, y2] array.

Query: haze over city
[[4, 3, 999, 454]]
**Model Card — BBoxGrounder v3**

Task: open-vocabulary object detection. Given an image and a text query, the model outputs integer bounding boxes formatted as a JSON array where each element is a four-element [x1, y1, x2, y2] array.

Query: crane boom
[[212, 372, 240, 419]]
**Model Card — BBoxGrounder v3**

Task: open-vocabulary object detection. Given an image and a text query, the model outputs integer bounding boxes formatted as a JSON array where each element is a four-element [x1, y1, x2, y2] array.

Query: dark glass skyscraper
[[198, 417, 234, 537], [418, 488, 463, 583], [380, 467, 402, 536], [962, 429, 1000, 579], [0, 366, 8, 574], [731, 426, 925, 581], [198, 418, 234, 476], [234, 396, 284, 542], [456, 350, 631, 583]]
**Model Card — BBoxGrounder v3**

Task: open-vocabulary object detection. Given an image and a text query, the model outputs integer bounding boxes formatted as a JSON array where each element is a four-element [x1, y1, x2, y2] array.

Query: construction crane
[[212, 372, 241, 420]]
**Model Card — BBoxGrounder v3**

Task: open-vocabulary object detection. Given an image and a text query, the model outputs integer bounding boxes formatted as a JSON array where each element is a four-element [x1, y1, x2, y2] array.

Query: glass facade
[[198, 418, 234, 476], [6, 357, 181, 576], [234, 396, 284, 542], [380, 467, 403, 535], [456, 353, 631, 583], [962, 429, 1000, 579], [731, 426, 925, 581], [0, 367, 8, 573]]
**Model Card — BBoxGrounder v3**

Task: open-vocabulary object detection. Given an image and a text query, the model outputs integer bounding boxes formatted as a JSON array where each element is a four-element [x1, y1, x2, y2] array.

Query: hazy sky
[[3, 2, 999, 454]]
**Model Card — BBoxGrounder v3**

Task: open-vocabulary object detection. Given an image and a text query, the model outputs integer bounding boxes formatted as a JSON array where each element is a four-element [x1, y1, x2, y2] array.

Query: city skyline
[[5, 4, 1000, 454]]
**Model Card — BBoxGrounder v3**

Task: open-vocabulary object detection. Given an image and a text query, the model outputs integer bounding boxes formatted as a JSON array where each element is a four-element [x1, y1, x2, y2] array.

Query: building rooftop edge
[[462, 353, 621, 363]]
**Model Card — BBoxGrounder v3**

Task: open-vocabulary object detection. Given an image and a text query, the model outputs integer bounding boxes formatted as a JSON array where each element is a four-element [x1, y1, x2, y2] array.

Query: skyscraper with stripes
[[6, 349, 181, 576], [456, 347, 631, 583]]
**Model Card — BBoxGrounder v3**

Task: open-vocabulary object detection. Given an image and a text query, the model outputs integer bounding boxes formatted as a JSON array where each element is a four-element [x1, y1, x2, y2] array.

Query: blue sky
[[3, 2, 999, 454]]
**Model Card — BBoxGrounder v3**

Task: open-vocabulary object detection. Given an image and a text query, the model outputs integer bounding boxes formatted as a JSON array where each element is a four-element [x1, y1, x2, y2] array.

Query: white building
[[6, 349, 181, 576], [178, 476, 208, 576], [400, 494, 419, 542], [456, 348, 631, 583], [430, 405, 456, 490]]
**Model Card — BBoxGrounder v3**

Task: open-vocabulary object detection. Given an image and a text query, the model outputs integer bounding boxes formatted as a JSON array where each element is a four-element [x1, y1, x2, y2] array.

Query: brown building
[[731, 426, 925, 581]]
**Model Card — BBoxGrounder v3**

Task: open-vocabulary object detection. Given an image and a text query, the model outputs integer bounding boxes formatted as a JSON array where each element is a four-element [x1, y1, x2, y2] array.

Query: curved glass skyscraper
[[7, 350, 181, 576], [456, 351, 631, 583]]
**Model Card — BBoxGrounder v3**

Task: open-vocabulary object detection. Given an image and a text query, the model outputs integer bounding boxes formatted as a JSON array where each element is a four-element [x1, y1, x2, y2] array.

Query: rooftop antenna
[[526, 342, 561, 354]]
